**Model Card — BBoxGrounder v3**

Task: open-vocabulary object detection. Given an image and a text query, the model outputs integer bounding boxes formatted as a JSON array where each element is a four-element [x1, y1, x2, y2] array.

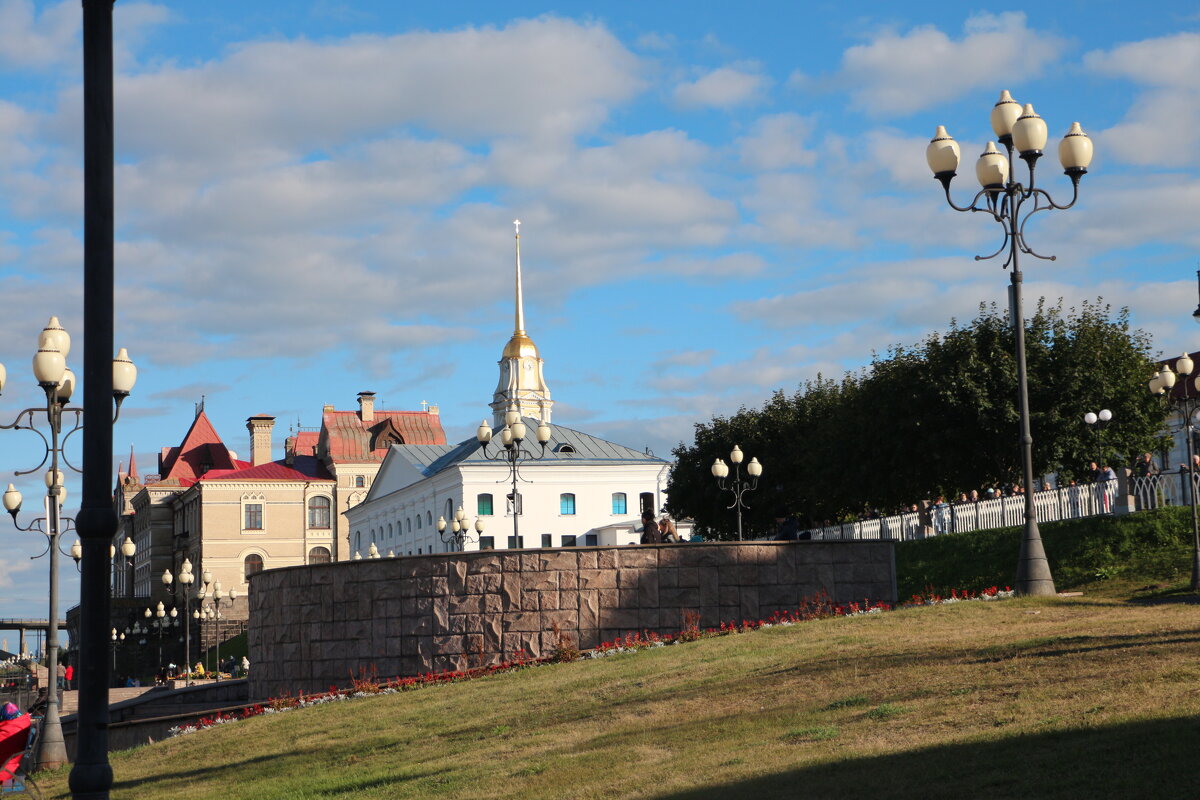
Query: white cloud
[[105, 17, 644, 160], [673, 64, 768, 109], [806, 12, 1065, 116], [737, 113, 816, 171], [0, 0, 77, 70], [1085, 33, 1200, 167]]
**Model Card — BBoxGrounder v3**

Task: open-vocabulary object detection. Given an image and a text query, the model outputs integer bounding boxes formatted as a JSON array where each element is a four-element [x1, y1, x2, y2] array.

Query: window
[[426, 511, 433, 526], [406, 518, 411, 533], [508, 536, 524, 549], [640, 492, 655, 517], [541, 534, 552, 548], [387, 523, 393, 539], [612, 492, 627, 515], [355, 476, 365, 488], [416, 515, 421, 530], [244, 554, 264, 580], [308, 496, 331, 528], [418, 547, 422, 555], [584, 534, 598, 546], [561, 535, 577, 547], [477, 493, 494, 516], [244, 503, 263, 530], [560, 493, 576, 515], [354, 531, 362, 552], [308, 546, 331, 564], [444, 499, 453, 522], [479, 536, 495, 550]]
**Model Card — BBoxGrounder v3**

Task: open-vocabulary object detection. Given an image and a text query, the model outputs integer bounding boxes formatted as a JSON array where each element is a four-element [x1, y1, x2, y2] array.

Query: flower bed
[[167, 588, 1009, 738]]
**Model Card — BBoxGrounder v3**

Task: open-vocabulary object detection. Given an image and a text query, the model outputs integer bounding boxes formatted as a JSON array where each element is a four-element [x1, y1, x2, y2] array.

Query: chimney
[[358, 391, 376, 423], [246, 415, 275, 467], [428, 404, 440, 416]]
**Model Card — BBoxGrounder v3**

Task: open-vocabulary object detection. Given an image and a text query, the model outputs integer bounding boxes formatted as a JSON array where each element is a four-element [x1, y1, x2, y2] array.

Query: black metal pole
[[70, 2, 116, 797], [1009, 206, 1056, 596], [1185, 401, 1200, 591]]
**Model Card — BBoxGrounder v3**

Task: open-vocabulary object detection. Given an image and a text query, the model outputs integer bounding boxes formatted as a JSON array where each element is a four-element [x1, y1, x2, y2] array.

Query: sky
[[1, 0, 1199, 623]]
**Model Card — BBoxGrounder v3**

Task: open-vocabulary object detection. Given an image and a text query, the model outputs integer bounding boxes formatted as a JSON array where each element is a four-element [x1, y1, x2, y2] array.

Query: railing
[[798, 472, 1193, 542]]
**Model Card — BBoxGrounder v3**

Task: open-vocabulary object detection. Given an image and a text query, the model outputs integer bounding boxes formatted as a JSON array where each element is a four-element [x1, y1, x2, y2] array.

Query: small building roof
[[157, 411, 238, 482], [391, 417, 667, 479], [321, 409, 446, 463], [200, 455, 332, 482]]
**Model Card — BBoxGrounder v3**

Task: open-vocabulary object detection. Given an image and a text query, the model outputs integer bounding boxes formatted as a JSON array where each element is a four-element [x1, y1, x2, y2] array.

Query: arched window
[[477, 493, 493, 516], [416, 515, 422, 530], [426, 510, 433, 526], [444, 498, 453, 522], [244, 554, 264, 580], [308, 546, 331, 564], [354, 530, 362, 552], [560, 493, 576, 515], [354, 475, 365, 488], [612, 492, 627, 515], [308, 496, 331, 528], [387, 523, 393, 539], [406, 517, 411, 533]]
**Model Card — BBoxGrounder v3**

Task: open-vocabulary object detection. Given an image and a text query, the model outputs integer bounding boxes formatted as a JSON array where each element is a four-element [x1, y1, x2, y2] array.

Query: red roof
[[157, 412, 237, 482], [321, 410, 445, 462], [201, 455, 332, 482], [291, 431, 320, 457]]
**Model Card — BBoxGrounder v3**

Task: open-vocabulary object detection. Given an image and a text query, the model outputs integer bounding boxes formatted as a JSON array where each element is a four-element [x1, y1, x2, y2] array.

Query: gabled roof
[[390, 417, 666, 480], [200, 455, 333, 482], [157, 411, 237, 482], [290, 431, 320, 457], [321, 409, 446, 463]]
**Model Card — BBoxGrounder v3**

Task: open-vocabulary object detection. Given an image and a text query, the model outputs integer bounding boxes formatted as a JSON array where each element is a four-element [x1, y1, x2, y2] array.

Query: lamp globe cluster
[[926, 90, 1093, 186]]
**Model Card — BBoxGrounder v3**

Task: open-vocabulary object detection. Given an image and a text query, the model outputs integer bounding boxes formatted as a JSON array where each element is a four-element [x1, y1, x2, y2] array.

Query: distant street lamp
[[142, 602, 177, 681], [0, 316, 136, 771], [1082, 409, 1113, 468], [476, 408, 552, 543], [1150, 353, 1200, 592], [926, 90, 1093, 596], [711, 445, 763, 541], [163, 559, 196, 685], [196, 572, 237, 681], [438, 505, 485, 551]]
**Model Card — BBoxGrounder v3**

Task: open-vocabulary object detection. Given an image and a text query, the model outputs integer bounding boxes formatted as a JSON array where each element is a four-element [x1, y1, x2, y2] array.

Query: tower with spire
[[490, 219, 553, 429]]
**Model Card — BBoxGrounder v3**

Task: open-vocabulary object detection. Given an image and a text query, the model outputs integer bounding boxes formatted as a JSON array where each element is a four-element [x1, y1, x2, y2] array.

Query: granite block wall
[[248, 541, 895, 699]]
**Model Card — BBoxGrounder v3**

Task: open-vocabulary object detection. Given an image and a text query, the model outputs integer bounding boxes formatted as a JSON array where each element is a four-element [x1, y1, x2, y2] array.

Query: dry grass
[[34, 591, 1200, 799]]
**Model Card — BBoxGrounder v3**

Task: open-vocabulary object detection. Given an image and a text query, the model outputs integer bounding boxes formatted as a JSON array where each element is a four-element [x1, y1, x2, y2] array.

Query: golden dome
[[502, 331, 540, 359]]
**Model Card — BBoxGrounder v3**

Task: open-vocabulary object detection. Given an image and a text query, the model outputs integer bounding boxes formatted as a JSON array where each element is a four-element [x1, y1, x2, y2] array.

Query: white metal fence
[[799, 470, 1197, 542]]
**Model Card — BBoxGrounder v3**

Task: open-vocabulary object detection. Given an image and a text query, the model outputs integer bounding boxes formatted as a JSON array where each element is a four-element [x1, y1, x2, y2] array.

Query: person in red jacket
[[0, 702, 31, 784], [63, 664, 74, 690]]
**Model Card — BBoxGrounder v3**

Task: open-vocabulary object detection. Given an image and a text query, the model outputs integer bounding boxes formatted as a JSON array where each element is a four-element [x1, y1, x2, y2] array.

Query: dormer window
[[554, 444, 576, 455]]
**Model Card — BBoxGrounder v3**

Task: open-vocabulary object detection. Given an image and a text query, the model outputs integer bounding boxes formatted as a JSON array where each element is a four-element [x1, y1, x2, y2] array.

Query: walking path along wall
[[248, 541, 896, 699]]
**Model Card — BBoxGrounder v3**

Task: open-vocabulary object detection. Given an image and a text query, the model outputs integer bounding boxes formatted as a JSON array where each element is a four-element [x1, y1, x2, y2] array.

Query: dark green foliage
[[895, 507, 1196, 598], [667, 299, 1168, 538]]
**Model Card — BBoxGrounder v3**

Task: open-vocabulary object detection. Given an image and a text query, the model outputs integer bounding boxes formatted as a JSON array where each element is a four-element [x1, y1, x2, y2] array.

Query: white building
[[345, 221, 676, 554]]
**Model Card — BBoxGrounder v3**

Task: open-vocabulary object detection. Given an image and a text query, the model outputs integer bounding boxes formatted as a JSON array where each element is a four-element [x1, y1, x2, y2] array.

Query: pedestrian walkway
[[58, 686, 155, 715]]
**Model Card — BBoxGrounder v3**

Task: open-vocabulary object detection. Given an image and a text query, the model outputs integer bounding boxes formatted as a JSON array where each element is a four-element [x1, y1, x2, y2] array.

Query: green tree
[[667, 299, 1167, 537]]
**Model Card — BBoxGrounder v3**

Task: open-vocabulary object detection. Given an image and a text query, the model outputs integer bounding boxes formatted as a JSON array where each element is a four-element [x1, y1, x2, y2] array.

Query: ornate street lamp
[[926, 90, 1093, 596], [142, 602, 177, 682], [1082, 409, 1113, 469], [196, 574, 237, 681], [162, 559, 195, 685], [0, 316, 136, 771], [711, 445, 763, 541], [1149, 353, 1200, 592], [438, 505, 486, 551], [476, 407, 552, 544]]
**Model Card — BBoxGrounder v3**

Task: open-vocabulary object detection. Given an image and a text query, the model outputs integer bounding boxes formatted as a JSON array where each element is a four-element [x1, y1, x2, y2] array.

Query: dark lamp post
[[476, 407, 551, 544], [0, 314, 136, 774], [1083, 409, 1113, 467], [438, 505, 485, 551], [1150, 353, 1200, 592], [926, 89, 1093, 596], [711, 445, 762, 541]]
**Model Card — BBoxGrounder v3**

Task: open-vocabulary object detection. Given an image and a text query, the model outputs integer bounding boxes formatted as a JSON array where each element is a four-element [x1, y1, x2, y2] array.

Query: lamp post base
[[35, 700, 69, 771], [1015, 520, 1057, 596]]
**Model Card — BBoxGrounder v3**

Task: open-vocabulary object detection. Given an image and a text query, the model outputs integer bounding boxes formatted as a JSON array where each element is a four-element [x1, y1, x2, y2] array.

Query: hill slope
[[36, 591, 1200, 799]]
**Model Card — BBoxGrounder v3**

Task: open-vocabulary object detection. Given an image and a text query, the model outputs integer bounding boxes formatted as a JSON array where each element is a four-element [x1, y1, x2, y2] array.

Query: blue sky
[[2, 1, 1199, 622]]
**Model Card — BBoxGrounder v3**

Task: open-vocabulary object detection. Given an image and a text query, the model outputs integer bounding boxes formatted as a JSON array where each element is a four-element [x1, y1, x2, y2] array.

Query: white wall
[[345, 460, 670, 556]]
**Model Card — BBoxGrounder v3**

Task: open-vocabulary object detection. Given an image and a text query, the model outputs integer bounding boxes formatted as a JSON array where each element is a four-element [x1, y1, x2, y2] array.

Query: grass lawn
[[32, 585, 1200, 799]]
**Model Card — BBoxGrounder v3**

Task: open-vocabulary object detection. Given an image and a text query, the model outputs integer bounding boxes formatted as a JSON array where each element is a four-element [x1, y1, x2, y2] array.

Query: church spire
[[514, 219, 525, 335], [492, 219, 552, 427]]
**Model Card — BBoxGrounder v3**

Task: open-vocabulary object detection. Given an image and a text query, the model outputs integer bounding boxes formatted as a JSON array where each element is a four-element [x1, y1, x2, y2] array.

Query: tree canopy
[[666, 299, 1168, 539]]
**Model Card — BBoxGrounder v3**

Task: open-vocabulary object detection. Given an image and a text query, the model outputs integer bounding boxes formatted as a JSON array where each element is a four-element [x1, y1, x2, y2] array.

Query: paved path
[[58, 686, 155, 715]]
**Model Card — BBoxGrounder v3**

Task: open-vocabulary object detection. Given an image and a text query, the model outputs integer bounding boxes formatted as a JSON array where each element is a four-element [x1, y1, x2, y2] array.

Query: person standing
[[639, 512, 661, 544]]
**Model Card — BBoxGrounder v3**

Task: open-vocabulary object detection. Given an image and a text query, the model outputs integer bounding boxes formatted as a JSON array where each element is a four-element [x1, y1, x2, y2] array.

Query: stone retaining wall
[[248, 541, 895, 699]]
